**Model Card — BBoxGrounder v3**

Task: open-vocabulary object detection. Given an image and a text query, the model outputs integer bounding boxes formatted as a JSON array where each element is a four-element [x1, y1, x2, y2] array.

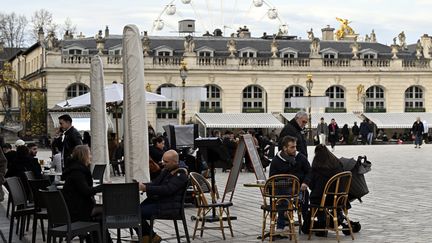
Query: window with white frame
[[405, 86, 424, 109], [66, 83, 89, 99], [283, 52, 296, 58], [242, 85, 264, 111], [325, 86, 345, 108], [284, 86, 304, 108], [198, 51, 212, 57], [200, 85, 222, 111], [156, 84, 178, 119], [157, 51, 171, 56], [365, 86, 385, 110], [323, 53, 336, 59]]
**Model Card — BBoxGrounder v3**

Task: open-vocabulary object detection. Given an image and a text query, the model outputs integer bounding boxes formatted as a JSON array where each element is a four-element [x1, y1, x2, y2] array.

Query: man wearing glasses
[[279, 111, 309, 158], [53, 114, 83, 169]]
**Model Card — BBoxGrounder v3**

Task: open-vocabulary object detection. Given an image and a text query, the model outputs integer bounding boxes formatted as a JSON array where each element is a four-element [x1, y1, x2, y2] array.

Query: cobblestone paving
[[1, 144, 431, 242]]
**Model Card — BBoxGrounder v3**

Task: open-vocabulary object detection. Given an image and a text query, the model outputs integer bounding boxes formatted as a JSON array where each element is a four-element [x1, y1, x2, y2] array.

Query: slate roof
[[60, 35, 417, 59]]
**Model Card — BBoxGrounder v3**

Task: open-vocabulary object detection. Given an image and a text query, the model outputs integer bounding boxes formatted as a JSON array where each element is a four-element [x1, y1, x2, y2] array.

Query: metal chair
[[189, 172, 234, 240], [5, 177, 36, 243], [40, 190, 102, 243], [27, 179, 51, 243], [307, 171, 354, 242], [101, 182, 142, 243], [150, 168, 190, 243], [261, 174, 301, 243]]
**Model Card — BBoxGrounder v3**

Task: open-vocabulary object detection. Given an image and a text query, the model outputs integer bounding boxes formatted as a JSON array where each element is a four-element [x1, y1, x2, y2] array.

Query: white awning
[[362, 112, 432, 129], [49, 112, 114, 131], [195, 113, 284, 129], [281, 113, 363, 128]]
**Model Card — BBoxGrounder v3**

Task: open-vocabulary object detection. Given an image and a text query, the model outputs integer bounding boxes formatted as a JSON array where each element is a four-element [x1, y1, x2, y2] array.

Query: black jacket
[[149, 146, 165, 163], [54, 126, 82, 169], [279, 118, 308, 158], [412, 121, 424, 136], [351, 124, 360, 136], [144, 168, 188, 216], [269, 151, 310, 183], [62, 160, 102, 222], [307, 164, 344, 205]]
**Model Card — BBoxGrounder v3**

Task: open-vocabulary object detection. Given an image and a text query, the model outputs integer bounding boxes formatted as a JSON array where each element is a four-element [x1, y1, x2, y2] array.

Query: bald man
[[138, 150, 188, 243]]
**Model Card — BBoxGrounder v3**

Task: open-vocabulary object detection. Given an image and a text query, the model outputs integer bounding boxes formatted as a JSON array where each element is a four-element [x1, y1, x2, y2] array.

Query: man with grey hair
[[279, 111, 309, 158]]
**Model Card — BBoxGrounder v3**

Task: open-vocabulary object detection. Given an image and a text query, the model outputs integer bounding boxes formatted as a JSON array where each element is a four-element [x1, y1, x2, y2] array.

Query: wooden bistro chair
[[261, 174, 301, 243], [308, 171, 354, 242], [40, 190, 101, 243], [189, 172, 233, 240]]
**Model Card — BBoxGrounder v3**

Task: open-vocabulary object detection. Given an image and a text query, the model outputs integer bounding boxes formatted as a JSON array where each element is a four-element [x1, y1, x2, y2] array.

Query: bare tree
[[30, 9, 58, 42], [0, 12, 28, 48], [61, 17, 77, 37]]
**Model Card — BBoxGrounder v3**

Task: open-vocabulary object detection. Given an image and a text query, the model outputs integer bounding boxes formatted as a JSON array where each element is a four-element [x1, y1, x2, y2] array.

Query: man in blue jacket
[[138, 150, 188, 243]]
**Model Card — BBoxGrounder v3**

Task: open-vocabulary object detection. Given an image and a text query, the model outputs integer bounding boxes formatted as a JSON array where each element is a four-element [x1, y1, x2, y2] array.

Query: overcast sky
[[2, 0, 431, 45]]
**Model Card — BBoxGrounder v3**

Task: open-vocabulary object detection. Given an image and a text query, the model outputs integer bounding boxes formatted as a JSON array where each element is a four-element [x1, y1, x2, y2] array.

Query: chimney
[[38, 27, 45, 43], [321, 25, 335, 41], [238, 26, 251, 38], [105, 26, 109, 38]]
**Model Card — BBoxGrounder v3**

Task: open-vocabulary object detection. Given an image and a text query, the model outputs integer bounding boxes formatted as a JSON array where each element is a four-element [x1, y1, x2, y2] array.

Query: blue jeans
[[367, 132, 374, 144], [139, 200, 158, 236], [415, 134, 423, 146]]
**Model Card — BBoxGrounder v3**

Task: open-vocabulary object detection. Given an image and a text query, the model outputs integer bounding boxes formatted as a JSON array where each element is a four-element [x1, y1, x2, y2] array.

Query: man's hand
[[138, 182, 146, 192]]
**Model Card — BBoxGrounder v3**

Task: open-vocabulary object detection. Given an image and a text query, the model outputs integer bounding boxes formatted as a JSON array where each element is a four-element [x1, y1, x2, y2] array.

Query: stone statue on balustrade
[[183, 35, 195, 55], [271, 36, 279, 58], [142, 31, 151, 56], [370, 29, 376, 42], [307, 28, 314, 40], [350, 37, 361, 59], [47, 31, 59, 51], [309, 37, 320, 58], [416, 39, 423, 59], [398, 31, 407, 50], [227, 34, 237, 58]]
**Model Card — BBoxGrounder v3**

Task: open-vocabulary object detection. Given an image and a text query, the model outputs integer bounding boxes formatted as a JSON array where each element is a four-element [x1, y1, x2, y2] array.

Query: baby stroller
[[338, 155, 372, 234]]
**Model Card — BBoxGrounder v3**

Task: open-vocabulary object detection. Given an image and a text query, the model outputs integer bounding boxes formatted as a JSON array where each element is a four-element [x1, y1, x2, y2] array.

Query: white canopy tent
[[50, 112, 114, 131], [362, 112, 432, 129], [195, 113, 284, 129], [54, 83, 169, 109]]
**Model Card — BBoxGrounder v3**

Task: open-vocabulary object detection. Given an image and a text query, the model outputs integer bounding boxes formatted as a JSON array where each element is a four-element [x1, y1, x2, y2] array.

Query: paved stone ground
[[1, 143, 431, 242]]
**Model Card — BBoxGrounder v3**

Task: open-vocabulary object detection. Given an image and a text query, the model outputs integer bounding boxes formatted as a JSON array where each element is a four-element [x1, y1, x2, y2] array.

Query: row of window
[[66, 83, 425, 116]]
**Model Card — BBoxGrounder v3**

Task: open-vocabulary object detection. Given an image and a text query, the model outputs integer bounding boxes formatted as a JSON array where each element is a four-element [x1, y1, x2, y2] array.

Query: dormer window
[[321, 48, 339, 59], [283, 53, 296, 58], [280, 47, 299, 58], [69, 49, 82, 55], [323, 53, 336, 59], [239, 47, 257, 58], [157, 51, 171, 56], [363, 53, 375, 59], [199, 51, 212, 57], [360, 49, 378, 59], [241, 52, 255, 58], [64, 48, 88, 55]]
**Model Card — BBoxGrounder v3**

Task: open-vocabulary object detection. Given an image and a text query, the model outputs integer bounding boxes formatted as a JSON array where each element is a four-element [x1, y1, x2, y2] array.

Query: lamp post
[[306, 74, 314, 144], [179, 60, 188, 125]]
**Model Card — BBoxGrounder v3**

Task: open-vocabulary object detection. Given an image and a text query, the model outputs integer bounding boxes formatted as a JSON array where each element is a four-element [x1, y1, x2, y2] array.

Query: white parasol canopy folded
[[54, 83, 169, 109]]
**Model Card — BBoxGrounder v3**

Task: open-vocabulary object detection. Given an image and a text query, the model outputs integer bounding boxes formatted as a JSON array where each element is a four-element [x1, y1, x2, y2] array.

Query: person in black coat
[[327, 119, 339, 151], [351, 122, 360, 145], [302, 144, 344, 234], [279, 111, 309, 158], [359, 119, 370, 145], [341, 124, 349, 145], [138, 150, 188, 243], [62, 145, 102, 222], [412, 117, 424, 148], [270, 135, 310, 230], [149, 136, 166, 164], [53, 114, 83, 170]]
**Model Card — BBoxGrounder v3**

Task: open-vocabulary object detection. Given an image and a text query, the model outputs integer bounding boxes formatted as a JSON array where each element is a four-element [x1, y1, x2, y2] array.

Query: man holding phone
[[53, 114, 82, 170]]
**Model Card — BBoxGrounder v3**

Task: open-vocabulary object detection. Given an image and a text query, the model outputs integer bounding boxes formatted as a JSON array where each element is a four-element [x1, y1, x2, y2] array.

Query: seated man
[[269, 135, 310, 234], [138, 149, 188, 243]]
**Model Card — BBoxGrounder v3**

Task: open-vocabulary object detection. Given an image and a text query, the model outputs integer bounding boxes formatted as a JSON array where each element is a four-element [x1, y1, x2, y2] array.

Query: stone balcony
[[53, 53, 432, 72]]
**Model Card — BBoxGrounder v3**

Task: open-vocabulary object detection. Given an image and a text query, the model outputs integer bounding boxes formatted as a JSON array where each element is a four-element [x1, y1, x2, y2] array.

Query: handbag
[[149, 159, 161, 174]]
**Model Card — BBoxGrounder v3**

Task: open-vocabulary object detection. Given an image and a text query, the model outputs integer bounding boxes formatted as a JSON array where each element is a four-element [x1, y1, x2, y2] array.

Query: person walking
[[279, 111, 309, 158], [412, 117, 424, 148], [328, 119, 339, 152], [367, 120, 375, 145], [359, 119, 370, 145], [316, 117, 328, 145], [341, 124, 349, 144], [352, 121, 360, 145]]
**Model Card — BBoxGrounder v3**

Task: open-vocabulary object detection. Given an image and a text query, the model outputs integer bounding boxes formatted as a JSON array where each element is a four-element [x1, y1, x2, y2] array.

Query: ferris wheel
[[152, 0, 288, 36]]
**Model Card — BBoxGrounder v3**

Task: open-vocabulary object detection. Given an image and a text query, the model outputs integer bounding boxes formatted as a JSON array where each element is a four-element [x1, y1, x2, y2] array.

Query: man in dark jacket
[[279, 111, 309, 158], [53, 114, 82, 169], [351, 121, 360, 144], [138, 150, 188, 243], [270, 135, 310, 233], [412, 117, 424, 148]]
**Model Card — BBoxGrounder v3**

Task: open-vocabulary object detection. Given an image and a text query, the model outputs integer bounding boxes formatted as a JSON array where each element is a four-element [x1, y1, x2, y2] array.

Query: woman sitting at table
[[302, 144, 344, 235], [62, 145, 104, 241]]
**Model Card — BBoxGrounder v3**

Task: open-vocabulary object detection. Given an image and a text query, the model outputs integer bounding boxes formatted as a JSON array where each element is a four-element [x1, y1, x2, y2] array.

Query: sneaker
[[415, 145, 418, 148]]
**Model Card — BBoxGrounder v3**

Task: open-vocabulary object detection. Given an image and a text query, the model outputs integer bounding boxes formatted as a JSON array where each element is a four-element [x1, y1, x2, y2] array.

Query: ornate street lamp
[[179, 60, 188, 125], [306, 74, 314, 143]]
